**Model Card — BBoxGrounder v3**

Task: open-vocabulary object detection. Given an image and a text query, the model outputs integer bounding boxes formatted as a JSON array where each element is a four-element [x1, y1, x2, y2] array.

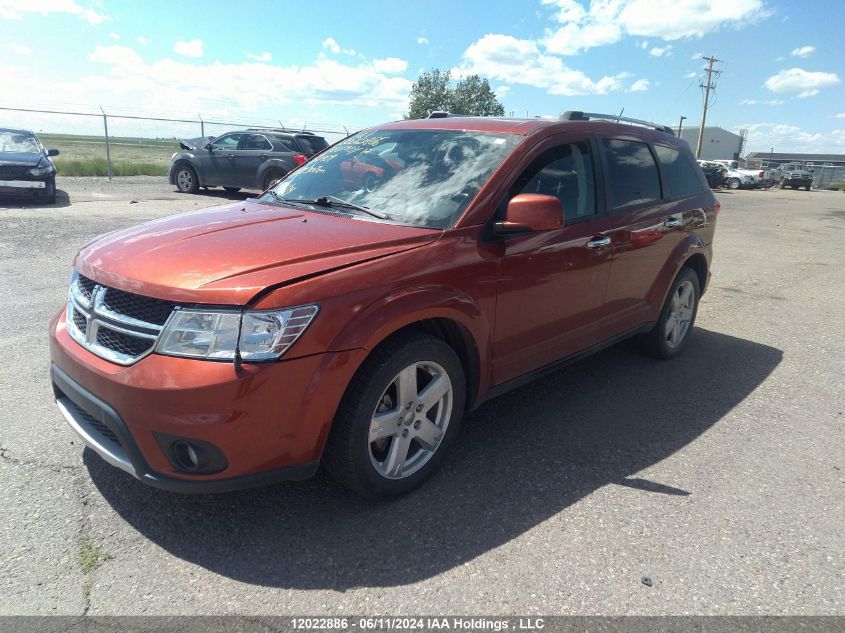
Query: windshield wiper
[[314, 196, 388, 220]]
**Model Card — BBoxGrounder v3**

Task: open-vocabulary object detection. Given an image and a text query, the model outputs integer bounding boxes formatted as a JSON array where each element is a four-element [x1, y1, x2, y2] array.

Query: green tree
[[406, 69, 506, 119]]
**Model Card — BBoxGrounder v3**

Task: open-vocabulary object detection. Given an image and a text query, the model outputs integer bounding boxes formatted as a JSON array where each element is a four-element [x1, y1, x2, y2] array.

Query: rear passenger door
[[233, 133, 272, 188], [493, 139, 615, 384], [598, 138, 703, 337]]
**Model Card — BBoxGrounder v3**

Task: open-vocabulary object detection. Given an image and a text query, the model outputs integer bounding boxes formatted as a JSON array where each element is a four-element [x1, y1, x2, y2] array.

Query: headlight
[[28, 165, 54, 177], [156, 305, 319, 362]]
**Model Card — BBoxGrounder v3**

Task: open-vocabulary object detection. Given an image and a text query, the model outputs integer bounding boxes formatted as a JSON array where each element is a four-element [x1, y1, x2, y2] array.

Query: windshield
[[265, 129, 519, 228], [0, 132, 41, 154]]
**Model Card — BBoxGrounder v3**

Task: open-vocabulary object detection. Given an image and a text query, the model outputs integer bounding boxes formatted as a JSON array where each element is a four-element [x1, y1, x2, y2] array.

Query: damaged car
[[169, 129, 328, 194], [0, 128, 60, 204]]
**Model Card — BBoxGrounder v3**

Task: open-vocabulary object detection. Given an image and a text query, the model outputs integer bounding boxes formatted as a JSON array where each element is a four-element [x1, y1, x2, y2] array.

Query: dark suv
[[169, 129, 328, 194], [51, 111, 718, 499]]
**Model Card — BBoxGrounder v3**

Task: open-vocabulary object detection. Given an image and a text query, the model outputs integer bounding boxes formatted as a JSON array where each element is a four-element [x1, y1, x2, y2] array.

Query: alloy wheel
[[176, 169, 193, 191], [368, 361, 453, 480], [665, 280, 695, 348]]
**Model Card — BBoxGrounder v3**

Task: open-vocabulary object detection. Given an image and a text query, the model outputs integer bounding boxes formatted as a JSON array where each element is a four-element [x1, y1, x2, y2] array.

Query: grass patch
[[55, 157, 167, 177], [825, 182, 845, 191], [78, 534, 112, 575]]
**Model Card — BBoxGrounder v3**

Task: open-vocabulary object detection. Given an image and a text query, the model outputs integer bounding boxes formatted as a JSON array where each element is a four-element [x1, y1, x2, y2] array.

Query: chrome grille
[[66, 274, 176, 365]]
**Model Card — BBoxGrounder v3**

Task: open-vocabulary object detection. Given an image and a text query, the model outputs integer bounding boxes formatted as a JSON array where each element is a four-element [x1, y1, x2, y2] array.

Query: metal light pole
[[677, 115, 686, 138]]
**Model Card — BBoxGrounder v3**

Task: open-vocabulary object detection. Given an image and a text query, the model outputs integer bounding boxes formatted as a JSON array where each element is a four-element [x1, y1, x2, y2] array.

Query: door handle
[[664, 217, 683, 228], [586, 236, 611, 249], [227, 154, 235, 160]]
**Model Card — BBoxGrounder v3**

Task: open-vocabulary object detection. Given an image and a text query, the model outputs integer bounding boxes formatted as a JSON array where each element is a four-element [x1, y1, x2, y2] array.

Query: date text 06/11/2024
[[290, 618, 547, 631]]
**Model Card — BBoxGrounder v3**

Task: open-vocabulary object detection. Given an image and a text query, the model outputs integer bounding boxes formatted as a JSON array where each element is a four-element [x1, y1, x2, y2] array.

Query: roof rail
[[560, 111, 675, 136], [245, 127, 318, 136], [428, 111, 472, 118]]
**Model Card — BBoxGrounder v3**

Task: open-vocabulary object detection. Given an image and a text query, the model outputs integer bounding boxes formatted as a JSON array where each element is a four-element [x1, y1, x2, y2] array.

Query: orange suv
[[49, 112, 718, 498]]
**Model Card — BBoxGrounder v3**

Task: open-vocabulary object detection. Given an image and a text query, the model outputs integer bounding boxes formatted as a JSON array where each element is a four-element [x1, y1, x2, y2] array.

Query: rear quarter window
[[654, 145, 704, 199], [296, 135, 329, 154], [601, 139, 661, 210]]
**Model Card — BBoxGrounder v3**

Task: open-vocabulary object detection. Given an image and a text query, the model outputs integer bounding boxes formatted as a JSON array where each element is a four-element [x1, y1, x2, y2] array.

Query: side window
[[211, 133, 243, 151], [601, 139, 661, 209], [271, 136, 299, 152], [510, 141, 597, 222], [240, 134, 272, 150], [654, 145, 704, 198]]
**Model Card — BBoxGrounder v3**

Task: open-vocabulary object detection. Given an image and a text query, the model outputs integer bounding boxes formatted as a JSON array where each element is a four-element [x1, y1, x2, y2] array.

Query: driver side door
[[200, 132, 242, 186]]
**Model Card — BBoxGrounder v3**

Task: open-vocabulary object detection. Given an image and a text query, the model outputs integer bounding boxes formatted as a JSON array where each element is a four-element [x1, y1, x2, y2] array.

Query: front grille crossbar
[[66, 275, 176, 365]]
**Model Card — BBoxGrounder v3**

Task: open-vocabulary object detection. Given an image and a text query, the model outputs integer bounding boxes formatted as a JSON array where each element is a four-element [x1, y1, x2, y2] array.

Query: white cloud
[[764, 67, 840, 98], [136, 36, 149, 45], [740, 99, 784, 105], [650, 45, 672, 57], [246, 51, 272, 62], [541, 0, 763, 56], [321, 37, 356, 56], [742, 122, 845, 154], [8, 43, 33, 55], [174, 39, 203, 58], [108, 32, 119, 40], [638, 41, 649, 49], [88, 45, 144, 67], [835, 113, 845, 119], [494, 85, 510, 99], [322, 37, 341, 54], [456, 34, 631, 96], [416, 36, 429, 45], [791, 46, 815, 58], [691, 52, 702, 60], [629, 79, 650, 92], [74, 45, 414, 115], [0, 0, 107, 23], [372, 57, 408, 74], [683, 71, 697, 78]]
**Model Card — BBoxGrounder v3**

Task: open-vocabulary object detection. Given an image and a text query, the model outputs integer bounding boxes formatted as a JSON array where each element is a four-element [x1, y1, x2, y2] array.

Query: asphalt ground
[[0, 178, 842, 615]]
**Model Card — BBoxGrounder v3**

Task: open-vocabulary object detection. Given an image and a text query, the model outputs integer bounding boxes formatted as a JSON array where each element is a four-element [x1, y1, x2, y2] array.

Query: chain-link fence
[[1, 105, 358, 178]]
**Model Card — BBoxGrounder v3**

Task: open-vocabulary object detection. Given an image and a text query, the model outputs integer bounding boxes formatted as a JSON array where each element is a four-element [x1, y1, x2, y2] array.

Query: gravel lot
[[1, 177, 843, 616]]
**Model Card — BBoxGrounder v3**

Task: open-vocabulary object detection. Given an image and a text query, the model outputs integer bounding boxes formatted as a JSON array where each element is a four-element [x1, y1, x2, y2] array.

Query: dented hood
[[75, 199, 439, 305]]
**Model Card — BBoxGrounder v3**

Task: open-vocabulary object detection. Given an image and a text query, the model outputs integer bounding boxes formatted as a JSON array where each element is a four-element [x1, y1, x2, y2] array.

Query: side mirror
[[204, 143, 213, 151], [47, 148, 59, 157], [494, 193, 563, 236]]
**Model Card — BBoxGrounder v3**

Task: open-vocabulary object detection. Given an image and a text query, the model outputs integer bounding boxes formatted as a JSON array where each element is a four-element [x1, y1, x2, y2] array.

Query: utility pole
[[677, 115, 686, 138], [695, 55, 721, 159]]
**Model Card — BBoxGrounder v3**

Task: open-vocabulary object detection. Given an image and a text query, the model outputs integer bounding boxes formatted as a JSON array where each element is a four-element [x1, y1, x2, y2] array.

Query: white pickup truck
[[713, 160, 774, 189]]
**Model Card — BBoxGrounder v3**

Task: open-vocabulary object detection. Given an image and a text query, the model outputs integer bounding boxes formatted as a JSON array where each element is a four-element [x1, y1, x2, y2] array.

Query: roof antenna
[[616, 108, 625, 123]]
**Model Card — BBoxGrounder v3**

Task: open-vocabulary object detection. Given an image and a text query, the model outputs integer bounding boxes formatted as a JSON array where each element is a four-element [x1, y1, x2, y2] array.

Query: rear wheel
[[727, 177, 741, 190], [174, 164, 199, 193], [363, 173, 380, 193], [262, 171, 283, 191], [323, 333, 465, 499], [639, 268, 700, 360], [805, 185, 811, 191]]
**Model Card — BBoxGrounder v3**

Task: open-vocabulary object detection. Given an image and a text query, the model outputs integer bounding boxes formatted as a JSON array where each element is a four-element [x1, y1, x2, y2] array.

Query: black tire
[[174, 164, 199, 193], [262, 171, 283, 191], [223, 187, 241, 193], [639, 268, 701, 360], [322, 333, 466, 499], [805, 185, 811, 191], [44, 178, 56, 204], [727, 177, 741, 190]]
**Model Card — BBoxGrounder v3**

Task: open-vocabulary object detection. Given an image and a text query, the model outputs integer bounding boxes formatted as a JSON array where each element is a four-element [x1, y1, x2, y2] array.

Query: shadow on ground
[[0, 188, 71, 209], [88, 328, 781, 589]]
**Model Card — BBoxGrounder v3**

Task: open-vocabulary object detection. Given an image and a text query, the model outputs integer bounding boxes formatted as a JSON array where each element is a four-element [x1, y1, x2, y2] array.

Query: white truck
[[712, 160, 774, 188]]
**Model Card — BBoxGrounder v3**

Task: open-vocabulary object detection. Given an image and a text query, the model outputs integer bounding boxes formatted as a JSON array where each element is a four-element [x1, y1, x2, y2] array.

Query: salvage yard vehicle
[[697, 160, 727, 189], [169, 129, 328, 194], [775, 163, 813, 190], [0, 127, 60, 204], [50, 111, 718, 499]]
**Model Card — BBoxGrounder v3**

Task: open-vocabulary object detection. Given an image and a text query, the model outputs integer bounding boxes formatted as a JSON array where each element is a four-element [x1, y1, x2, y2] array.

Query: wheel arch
[[646, 234, 710, 319], [170, 159, 199, 186]]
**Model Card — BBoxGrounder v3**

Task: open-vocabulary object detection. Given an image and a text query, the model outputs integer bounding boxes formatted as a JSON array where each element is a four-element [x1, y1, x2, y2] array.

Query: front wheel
[[639, 268, 701, 359], [727, 177, 741, 190], [323, 333, 465, 499], [174, 164, 199, 193]]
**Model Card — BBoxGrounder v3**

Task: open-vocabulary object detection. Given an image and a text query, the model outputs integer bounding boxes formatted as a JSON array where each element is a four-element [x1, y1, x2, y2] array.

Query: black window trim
[[237, 133, 272, 151], [211, 132, 244, 151], [597, 136, 664, 214]]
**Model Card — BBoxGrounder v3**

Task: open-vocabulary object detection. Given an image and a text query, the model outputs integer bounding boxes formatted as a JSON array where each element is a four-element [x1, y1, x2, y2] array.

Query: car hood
[[75, 199, 440, 305], [178, 136, 212, 151], [0, 152, 44, 167]]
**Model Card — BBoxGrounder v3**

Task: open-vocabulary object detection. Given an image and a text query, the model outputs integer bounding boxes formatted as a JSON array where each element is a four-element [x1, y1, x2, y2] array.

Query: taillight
[[758, 171, 764, 178], [294, 154, 308, 166], [714, 201, 721, 215]]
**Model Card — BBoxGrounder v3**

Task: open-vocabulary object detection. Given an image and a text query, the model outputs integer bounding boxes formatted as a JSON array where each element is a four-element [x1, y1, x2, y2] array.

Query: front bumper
[[0, 176, 53, 198], [49, 309, 366, 493]]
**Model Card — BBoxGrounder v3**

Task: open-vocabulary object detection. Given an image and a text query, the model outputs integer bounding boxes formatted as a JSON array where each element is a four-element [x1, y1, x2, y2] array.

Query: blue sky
[[1, 0, 843, 153]]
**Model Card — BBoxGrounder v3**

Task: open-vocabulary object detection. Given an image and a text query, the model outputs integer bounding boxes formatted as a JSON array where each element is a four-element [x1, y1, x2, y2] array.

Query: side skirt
[[475, 321, 656, 407]]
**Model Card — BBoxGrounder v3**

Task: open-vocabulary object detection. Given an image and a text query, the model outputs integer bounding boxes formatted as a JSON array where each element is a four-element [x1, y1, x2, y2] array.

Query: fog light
[[173, 441, 201, 471]]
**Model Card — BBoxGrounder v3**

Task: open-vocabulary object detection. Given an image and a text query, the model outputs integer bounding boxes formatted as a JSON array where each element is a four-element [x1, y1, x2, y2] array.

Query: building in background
[[673, 126, 744, 161]]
